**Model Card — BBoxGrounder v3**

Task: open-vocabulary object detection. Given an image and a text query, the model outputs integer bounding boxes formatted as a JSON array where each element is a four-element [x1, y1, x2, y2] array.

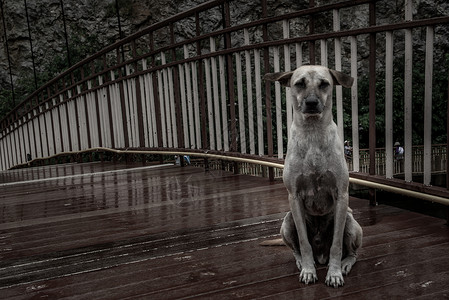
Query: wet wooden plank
[[0, 162, 448, 299]]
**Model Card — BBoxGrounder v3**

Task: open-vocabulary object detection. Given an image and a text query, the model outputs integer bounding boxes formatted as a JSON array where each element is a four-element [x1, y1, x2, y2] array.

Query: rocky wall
[[0, 0, 448, 102]]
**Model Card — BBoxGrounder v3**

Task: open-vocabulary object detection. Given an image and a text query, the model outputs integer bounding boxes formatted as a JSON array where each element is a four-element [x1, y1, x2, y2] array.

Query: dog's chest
[[296, 170, 337, 216], [284, 130, 344, 216]]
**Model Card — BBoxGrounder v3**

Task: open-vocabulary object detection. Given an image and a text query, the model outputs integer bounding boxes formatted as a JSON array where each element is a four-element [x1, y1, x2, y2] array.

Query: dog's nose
[[305, 95, 319, 108], [303, 95, 320, 113]]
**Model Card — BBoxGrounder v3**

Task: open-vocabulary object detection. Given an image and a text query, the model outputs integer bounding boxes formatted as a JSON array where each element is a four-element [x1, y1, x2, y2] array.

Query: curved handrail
[[11, 146, 449, 206]]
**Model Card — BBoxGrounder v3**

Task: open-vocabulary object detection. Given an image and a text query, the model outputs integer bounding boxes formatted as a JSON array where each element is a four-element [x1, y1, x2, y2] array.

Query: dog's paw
[[325, 268, 344, 288], [341, 256, 357, 275], [299, 267, 318, 284]]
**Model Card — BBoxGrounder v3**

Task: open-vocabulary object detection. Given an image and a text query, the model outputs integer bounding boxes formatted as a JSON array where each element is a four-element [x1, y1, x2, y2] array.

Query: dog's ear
[[264, 71, 294, 87], [329, 69, 354, 88]]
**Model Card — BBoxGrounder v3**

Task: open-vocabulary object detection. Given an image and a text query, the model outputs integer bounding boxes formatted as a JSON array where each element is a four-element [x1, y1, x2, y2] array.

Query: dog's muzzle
[[302, 94, 323, 115]]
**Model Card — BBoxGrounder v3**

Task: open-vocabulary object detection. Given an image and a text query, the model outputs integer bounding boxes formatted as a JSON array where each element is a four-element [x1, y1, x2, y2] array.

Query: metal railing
[[1, 0, 449, 202], [354, 144, 447, 176]]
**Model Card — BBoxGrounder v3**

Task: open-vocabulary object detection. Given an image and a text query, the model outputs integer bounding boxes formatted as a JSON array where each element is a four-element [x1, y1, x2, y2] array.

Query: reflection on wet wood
[[0, 163, 448, 299]]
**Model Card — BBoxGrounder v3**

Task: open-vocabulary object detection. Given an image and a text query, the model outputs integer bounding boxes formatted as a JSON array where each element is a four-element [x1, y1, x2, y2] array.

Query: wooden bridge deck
[[0, 162, 448, 299]]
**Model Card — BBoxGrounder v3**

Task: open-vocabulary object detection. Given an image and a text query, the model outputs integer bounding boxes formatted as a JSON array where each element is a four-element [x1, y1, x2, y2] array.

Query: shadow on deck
[[0, 163, 448, 299]]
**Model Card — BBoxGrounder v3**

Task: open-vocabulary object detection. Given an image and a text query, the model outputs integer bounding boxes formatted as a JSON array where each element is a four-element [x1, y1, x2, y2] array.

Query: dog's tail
[[259, 238, 285, 246]]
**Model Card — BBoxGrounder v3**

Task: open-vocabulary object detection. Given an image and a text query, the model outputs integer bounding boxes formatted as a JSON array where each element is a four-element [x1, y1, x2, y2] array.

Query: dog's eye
[[319, 81, 330, 90], [295, 79, 306, 89]]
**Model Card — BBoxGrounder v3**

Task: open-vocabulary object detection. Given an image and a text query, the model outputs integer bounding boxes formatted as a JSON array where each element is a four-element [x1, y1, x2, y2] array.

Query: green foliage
[[344, 53, 448, 149]]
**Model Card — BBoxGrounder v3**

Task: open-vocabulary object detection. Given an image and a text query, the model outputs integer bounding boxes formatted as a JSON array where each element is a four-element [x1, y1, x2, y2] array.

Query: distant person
[[394, 142, 404, 160], [344, 140, 352, 160], [175, 155, 191, 165]]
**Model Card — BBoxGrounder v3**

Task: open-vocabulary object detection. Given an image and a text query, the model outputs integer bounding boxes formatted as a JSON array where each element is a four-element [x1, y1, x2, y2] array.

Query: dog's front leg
[[289, 194, 317, 284], [325, 191, 348, 288]]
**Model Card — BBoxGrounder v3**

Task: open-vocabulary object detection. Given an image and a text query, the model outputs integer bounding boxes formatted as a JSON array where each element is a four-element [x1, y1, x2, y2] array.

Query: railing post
[[91, 62, 103, 148], [196, 12, 208, 150], [62, 78, 74, 152], [423, 26, 434, 186], [446, 66, 449, 190], [45, 90, 55, 157], [385, 31, 394, 179], [170, 23, 185, 149], [31, 99, 39, 161], [268, 167, 275, 182], [350, 36, 360, 172], [117, 47, 130, 148], [369, 0, 377, 206], [149, 32, 163, 148], [204, 157, 210, 172], [404, 0, 413, 182], [16, 116, 23, 165], [223, 1, 238, 152], [262, 0, 273, 157], [131, 40, 145, 148], [103, 55, 115, 148], [24, 108, 33, 165], [71, 72, 82, 151], [53, 86, 65, 154], [233, 161, 239, 175]]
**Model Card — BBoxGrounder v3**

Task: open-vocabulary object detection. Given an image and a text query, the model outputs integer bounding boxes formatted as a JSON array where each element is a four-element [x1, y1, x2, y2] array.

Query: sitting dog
[[264, 65, 363, 288]]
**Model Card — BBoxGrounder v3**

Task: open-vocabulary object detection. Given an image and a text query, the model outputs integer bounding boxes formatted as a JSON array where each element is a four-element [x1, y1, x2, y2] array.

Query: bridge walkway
[[0, 162, 448, 299]]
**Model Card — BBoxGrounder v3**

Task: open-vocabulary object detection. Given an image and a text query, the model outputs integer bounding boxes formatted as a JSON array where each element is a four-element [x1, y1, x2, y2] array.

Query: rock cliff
[[0, 0, 448, 103]]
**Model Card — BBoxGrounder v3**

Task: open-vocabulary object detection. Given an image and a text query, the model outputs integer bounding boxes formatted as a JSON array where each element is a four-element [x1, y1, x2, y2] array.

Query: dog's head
[[265, 66, 353, 121]]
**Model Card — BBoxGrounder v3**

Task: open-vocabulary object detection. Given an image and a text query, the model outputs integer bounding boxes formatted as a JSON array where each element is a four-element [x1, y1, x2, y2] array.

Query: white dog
[[264, 66, 363, 288]]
